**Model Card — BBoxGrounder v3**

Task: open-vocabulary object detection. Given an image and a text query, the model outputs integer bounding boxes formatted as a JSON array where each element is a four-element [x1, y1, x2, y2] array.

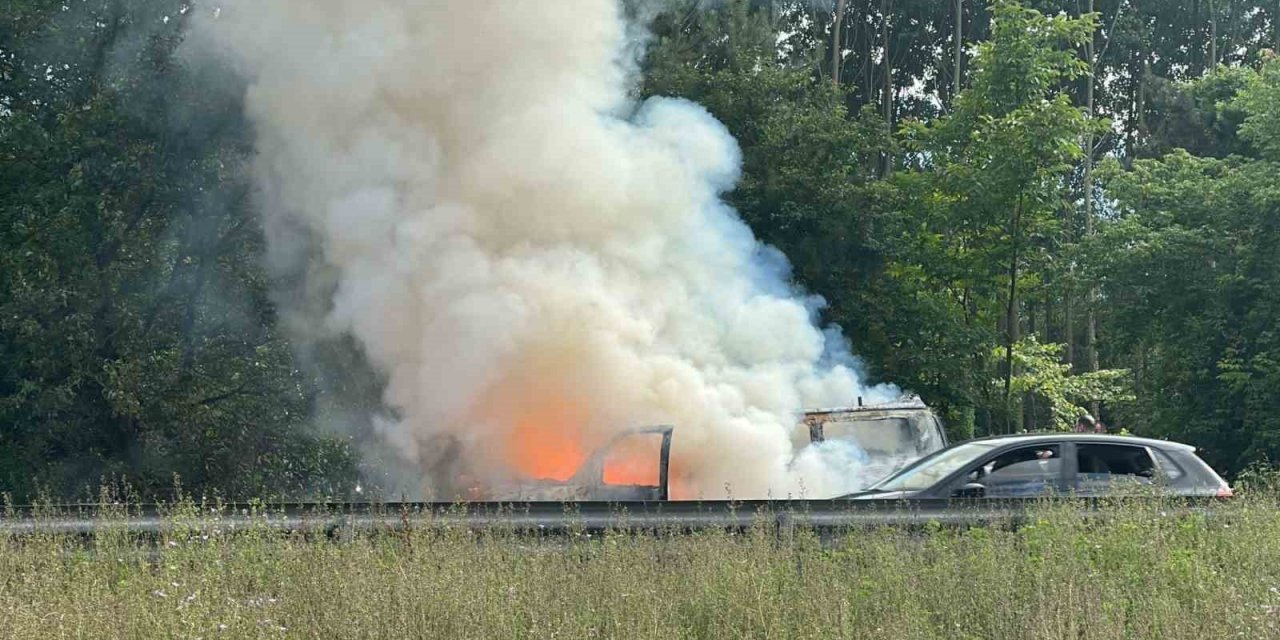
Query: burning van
[[793, 396, 950, 488], [798, 397, 948, 466]]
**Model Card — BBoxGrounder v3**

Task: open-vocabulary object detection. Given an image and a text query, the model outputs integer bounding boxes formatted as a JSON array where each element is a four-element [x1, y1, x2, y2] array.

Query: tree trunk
[[1134, 59, 1150, 165], [832, 0, 847, 88], [1209, 0, 1218, 69], [180, 251, 212, 374], [1064, 291, 1075, 367], [1024, 304, 1037, 432], [1004, 195, 1024, 435], [1063, 197, 1075, 368], [1224, 0, 1239, 64], [865, 16, 875, 111], [1084, 0, 1099, 414], [953, 0, 963, 101], [881, 0, 893, 176], [881, 0, 892, 124]]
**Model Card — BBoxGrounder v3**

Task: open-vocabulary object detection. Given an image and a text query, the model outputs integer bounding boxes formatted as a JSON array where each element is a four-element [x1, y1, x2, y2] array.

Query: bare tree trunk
[[881, 0, 893, 176], [1025, 304, 1037, 432], [953, 0, 964, 100], [1209, 0, 1218, 68], [1224, 0, 1240, 64], [832, 0, 847, 88], [1064, 224, 1075, 368], [1134, 59, 1151, 165], [1064, 305, 1075, 367], [1004, 195, 1024, 435], [865, 18, 875, 110], [881, 0, 892, 124], [1084, 0, 1099, 417]]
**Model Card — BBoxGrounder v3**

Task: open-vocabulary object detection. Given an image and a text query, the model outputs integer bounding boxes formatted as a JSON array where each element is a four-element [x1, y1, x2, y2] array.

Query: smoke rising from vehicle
[[188, 0, 897, 499]]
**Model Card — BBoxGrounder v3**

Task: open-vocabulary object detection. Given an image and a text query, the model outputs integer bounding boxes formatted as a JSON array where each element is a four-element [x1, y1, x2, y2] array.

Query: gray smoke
[[188, 0, 896, 499]]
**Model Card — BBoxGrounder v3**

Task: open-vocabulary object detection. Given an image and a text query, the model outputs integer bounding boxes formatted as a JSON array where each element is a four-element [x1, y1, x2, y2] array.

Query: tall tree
[[895, 0, 1097, 433], [1082, 0, 1101, 417]]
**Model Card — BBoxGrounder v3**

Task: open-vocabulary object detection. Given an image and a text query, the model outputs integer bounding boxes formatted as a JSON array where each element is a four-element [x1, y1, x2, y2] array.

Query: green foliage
[[1235, 54, 1280, 160], [890, 1, 1100, 433], [1002, 337, 1134, 430], [0, 2, 357, 500], [1141, 66, 1257, 159], [1089, 57, 1280, 474]]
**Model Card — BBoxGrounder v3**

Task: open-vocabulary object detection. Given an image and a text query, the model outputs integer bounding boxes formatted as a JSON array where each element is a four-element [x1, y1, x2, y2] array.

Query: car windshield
[[820, 417, 926, 457], [871, 442, 1000, 492]]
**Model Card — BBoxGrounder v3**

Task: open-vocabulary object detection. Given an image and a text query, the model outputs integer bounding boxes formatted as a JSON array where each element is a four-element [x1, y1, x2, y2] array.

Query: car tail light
[[1216, 485, 1234, 499]]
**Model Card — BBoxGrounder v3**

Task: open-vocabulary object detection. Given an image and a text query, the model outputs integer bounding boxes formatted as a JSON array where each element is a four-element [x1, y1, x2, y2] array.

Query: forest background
[[3, 0, 1279, 500]]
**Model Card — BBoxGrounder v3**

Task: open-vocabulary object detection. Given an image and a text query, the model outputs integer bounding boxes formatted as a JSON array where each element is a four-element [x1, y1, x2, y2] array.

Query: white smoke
[[188, 0, 897, 499], [789, 440, 915, 497]]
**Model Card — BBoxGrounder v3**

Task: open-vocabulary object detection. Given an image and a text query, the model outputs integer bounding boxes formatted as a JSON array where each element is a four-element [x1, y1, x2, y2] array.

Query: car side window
[[1075, 444, 1159, 495], [966, 445, 1063, 497]]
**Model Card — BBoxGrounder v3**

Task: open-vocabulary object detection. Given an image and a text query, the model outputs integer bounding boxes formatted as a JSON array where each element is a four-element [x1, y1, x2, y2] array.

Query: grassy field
[[3, 497, 1280, 639]]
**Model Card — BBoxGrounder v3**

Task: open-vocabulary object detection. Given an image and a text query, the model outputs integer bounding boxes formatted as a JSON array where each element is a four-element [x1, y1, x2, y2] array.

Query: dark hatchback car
[[844, 434, 1232, 500]]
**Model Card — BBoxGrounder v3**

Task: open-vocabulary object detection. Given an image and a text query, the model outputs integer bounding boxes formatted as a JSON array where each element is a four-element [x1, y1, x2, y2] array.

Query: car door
[[573, 426, 674, 501], [1069, 442, 1161, 496], [946, 443, 1068, 498]]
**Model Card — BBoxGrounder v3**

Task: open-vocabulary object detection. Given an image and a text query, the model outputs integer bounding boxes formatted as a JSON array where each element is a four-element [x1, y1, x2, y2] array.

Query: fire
[[504, 403, 590, 481], [602, 432, 662, 486], [501, 399, 666, 488]]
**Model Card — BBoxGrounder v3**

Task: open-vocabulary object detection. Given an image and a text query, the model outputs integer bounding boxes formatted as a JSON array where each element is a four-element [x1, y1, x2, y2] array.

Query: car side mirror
[[951, 483, 986, 499]]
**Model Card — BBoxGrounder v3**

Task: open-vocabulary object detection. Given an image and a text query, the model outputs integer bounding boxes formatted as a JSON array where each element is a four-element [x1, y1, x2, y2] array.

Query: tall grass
[[2, 496, 1280, 639]]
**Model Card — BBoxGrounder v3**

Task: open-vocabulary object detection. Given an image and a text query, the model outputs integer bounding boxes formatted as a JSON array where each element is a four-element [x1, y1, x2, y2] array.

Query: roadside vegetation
[[3, 493, 1280, 639]]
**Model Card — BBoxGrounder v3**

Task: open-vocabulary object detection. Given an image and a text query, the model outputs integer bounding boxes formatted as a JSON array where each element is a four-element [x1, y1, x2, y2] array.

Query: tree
[[0, 1, 357, 500], [893, 1, 1100, 433]]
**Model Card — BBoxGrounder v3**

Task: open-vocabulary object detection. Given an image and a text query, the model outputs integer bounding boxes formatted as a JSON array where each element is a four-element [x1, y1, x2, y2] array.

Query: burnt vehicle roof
[[804, 396, 931, 415], [959, 432, 1196, 452]]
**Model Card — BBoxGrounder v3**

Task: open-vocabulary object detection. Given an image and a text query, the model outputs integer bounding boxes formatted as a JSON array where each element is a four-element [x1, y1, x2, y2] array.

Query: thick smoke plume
[[190, 0, 896, 499]]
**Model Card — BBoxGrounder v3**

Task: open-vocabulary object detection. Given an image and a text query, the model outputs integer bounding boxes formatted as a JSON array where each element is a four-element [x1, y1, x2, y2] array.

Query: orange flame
[[602, 433, 662, 486], [504, 403, 589, 481], [497, 395, 670, 490]]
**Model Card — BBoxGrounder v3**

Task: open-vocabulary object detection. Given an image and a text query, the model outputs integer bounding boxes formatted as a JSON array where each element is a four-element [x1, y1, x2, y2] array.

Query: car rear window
[[1150, 447, 1186, 480]]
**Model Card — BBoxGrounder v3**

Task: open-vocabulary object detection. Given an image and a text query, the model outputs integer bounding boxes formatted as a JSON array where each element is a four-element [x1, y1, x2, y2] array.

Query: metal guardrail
[[0, 497, 1220, 537]]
